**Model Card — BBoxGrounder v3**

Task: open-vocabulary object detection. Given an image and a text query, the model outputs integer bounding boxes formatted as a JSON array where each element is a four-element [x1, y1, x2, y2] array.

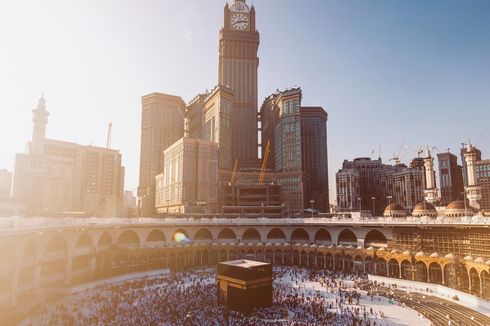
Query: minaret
[[464, 140, 482, 210], [31, 94, 49, 155], [423, 145, 438, 204]]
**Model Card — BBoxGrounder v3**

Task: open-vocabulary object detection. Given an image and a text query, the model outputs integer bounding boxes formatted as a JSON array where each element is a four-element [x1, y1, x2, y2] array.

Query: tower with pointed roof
[[464, 141, 482, 210], [31, 94, 49, 155], [423, 145, 439, 204]]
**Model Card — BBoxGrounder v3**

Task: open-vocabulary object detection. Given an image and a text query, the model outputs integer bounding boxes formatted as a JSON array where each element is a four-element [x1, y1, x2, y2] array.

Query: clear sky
[[1, 0, 489, 203]]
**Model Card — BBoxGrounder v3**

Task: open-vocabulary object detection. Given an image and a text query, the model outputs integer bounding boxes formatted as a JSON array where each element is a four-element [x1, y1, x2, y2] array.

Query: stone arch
[[308, 252, 315, 267], [266, 228, 286, 242], [291, 228, 310, 243], [42, 235, 68, 280], [218, 228, 236, 242], [344, 255, 353, 272], [314, 228, 331, 244], [429, 262, 443, 284], [194, 228, 213, 241], [300, 251, 308, 266], [326, 253, 333, 269], [274, 250, 283, 265], [283, 248, 292, 265], [481, 270, 490, 299], [146, 229, 166, 242], [293, 250, 300, 265], [454, 262, 470, 292], [388, 259, 400, 278], [338, 229, 357, 245], [334, 254, 343, 271], [365, 256, 375, 274], [117, 230, 140, 246], [376, 257, 387, 276], [353, 255, 363, 272], [364, 230, 387, 247], [45, 235, 68, 254], [98, 231, 112, 248], [317, 253, 325, 268], [401, 260, 412, 280], [469, 268, 481, 296], [75, 233, 93, 249], [415, 261, 428, 282], [242, 228, 261, 242]]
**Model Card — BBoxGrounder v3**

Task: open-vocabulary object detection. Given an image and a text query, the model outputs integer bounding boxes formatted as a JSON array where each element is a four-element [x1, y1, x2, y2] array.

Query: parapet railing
[[0, 215, 489, 233]]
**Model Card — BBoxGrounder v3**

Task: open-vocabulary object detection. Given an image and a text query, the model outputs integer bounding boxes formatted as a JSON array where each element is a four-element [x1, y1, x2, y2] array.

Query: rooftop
[[220, 259, 270, 268]]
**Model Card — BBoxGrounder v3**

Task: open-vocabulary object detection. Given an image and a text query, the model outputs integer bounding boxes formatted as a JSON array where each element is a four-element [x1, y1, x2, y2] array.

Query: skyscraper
[[300, 107, 329, 212], [219, 0, 259, 166], [137, 93, 185, 216], [437, 151, 464, 205], [261, 88, 304, 212]]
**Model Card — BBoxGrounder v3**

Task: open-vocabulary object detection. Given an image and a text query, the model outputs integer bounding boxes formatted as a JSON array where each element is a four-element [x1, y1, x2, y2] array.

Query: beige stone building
[[155, 138, 219, 214], [11, 96, 125, 217], [137, 93, 185, 216]]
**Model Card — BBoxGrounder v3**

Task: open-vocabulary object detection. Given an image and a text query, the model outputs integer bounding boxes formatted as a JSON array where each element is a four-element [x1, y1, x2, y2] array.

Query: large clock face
[[231, 13, 248, 30]]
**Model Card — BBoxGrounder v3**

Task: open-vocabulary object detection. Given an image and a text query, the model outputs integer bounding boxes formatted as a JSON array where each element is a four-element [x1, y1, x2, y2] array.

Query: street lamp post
[[309, 199, 315, 218]]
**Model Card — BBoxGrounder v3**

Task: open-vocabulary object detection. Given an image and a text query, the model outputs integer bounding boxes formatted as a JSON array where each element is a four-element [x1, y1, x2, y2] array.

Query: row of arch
[[30, 227, 388, 257]]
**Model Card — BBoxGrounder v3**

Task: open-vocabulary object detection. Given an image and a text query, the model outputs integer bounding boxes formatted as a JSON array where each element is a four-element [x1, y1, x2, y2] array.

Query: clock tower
[[219, 0, 259, 166]]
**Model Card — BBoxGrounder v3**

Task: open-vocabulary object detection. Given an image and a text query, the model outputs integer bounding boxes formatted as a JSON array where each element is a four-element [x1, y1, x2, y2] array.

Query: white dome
[[367, 246, 375, 251], [402, 250, 411, 256], [444, 253, 456, 260], [430, 252, 439, 258], [391, 249, 399, 254], [415, 251, 425, 257], [474, 257, 485, 264], [464, 255, 474, 261]]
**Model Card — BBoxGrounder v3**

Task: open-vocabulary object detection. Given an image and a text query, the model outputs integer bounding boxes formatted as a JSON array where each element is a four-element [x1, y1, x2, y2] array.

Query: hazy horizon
[[1, 0, 490, 204]]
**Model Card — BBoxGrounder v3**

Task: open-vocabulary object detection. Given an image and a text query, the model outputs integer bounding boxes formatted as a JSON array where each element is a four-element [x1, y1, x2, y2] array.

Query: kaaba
[[217, 260, 273, 313]]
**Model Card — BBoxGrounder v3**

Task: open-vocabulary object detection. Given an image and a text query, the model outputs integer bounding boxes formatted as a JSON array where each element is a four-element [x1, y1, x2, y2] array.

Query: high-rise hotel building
[[219, 0, 260, 167], [137, 93, 185, 216]]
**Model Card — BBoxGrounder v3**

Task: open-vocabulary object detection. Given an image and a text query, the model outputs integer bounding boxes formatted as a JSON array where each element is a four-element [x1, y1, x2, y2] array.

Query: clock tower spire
[[219, 0, 260, 166]]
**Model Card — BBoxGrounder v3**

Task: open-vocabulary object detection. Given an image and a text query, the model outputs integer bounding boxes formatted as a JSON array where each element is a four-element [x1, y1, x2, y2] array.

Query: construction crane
[[259, 140, 270, 184], [404, 144, 423, 158], [106, 122, 112, 149], [389, 140, 406, 165]]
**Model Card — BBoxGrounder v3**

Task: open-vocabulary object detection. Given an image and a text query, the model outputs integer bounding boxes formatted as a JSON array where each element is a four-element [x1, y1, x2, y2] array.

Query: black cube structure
[[217, 260, 273, 313]]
